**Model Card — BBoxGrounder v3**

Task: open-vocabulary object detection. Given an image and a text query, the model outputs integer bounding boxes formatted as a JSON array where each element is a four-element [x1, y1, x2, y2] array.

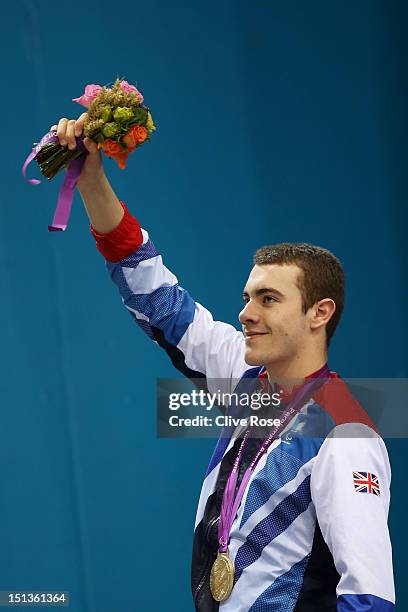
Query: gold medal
[[210, 549, 235, 602]]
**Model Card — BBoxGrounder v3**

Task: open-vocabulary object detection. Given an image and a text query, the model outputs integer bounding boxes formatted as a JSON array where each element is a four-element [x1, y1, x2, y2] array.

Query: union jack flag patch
[[353, 471, 380, 496]]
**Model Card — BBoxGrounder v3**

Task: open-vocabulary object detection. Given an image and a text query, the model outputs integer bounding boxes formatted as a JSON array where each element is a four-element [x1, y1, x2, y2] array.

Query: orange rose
[[123, 124, 148, 150], [112, 151, 129, 170], [135, 125, 147, 143], [102, 139, 122, 157], [123, 126, 139, 151]]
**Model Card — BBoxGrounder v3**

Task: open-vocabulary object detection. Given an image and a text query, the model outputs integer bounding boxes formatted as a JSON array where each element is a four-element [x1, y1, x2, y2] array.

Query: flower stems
[[34, 143, 84, 180]]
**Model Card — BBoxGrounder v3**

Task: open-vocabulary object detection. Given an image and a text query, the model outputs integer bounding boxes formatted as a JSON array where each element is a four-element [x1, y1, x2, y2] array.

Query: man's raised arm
[[52, 113, 248, 389]]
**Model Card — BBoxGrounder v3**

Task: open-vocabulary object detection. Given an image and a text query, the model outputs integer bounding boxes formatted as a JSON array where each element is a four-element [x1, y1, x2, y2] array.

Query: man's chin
[[244, 349, 266, 367]]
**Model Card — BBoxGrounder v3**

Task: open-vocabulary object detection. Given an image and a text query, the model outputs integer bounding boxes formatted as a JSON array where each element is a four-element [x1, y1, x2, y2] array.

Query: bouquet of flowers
[[23, 78, 155, 231], [35, 78, 156, 179]]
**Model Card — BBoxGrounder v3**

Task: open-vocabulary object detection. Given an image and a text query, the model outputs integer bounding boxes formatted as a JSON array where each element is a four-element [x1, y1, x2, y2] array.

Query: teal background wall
[[1, 1, 407, 610]]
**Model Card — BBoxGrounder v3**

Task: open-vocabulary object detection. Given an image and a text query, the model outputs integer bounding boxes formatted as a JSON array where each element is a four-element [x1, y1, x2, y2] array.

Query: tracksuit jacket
[[90, 202, 395, 612]]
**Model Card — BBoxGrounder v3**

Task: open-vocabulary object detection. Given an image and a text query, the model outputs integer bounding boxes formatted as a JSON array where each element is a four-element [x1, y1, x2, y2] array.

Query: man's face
[[239, 264, 310, 368]]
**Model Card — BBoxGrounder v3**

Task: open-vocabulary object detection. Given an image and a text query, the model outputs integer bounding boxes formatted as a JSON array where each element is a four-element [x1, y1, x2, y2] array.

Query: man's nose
[[239, 301, 260, 325]]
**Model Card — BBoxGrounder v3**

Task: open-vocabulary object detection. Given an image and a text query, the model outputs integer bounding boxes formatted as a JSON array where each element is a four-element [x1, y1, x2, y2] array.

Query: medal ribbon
[[218, 364, 330, 553], [22, 130, 88, 231]]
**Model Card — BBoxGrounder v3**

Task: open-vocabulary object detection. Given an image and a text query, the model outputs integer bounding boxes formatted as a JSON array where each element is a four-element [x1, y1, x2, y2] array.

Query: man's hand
[[50, 112, 124, 234], [50, 113, 104, 190]]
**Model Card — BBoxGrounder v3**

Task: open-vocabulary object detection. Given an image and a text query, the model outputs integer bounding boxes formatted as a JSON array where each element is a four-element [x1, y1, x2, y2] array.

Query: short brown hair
[[253, 243, 344, 346]]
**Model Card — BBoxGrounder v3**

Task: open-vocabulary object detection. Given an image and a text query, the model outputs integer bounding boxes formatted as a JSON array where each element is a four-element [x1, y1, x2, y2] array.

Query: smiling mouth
[[245, 332, 268, 340]]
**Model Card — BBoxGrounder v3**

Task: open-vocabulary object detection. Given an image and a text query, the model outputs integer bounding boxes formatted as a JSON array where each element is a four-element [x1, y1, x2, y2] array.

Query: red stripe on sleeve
[[90, 201, 143, 263]]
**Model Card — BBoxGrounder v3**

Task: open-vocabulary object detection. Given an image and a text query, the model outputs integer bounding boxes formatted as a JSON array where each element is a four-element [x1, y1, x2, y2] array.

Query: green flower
[[100, 105, 113, 123], [102, 122, 119, 137], [132, 107, 147, 125], [113, 107, 134, 122]]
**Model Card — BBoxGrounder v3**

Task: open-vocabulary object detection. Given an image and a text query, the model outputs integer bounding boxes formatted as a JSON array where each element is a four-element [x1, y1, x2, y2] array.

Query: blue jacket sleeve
[[106, 227, 248, 387]]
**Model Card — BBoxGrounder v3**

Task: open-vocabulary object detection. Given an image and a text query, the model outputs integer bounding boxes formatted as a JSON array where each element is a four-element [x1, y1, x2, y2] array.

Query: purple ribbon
[[22, 130, 88, 231], [218, 364, 331, 553], [22, 130, 58, 185]]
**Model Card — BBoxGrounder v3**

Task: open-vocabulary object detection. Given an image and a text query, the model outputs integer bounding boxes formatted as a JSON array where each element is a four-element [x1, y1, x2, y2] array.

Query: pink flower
[[72, 84, 103, 108], [119, 80, 144, 104]]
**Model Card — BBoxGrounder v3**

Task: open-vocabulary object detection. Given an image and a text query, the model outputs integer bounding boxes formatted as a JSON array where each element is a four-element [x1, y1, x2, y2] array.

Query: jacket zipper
[[205, 515, 220, 542]]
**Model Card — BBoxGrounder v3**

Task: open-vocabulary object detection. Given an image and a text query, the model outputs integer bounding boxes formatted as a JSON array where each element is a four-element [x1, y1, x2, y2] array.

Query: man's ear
[[309, 298, 336, 331]]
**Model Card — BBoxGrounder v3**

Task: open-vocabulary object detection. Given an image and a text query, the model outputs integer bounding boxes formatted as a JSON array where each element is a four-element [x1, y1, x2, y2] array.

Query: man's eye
[[242, 297, 249, 304], [263, 296, 277, 304]]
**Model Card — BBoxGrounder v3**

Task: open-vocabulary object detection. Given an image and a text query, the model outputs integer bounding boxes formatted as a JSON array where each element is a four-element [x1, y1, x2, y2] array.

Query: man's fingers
[[66, 120, 77, 149], [51, 113, 88, 148], [74, 112, 88, 137], [56, 118, 68, 145]]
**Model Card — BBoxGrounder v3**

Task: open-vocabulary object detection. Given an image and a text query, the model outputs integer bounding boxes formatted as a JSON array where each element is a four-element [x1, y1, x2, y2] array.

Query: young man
[[52, 115, 395, 611]]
